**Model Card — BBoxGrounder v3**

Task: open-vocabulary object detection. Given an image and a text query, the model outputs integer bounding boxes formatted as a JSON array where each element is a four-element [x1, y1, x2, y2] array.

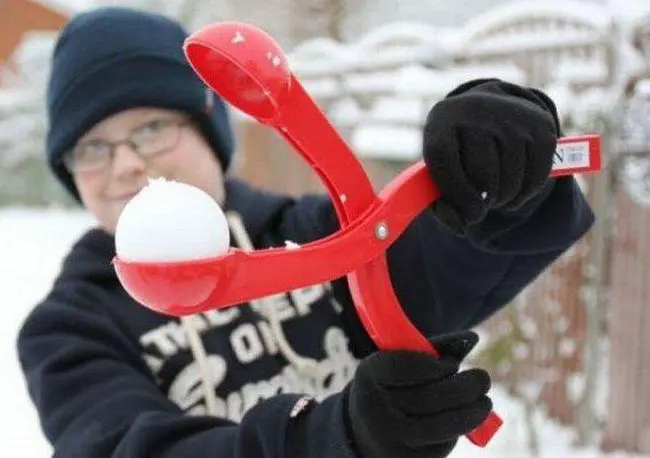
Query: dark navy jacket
[[17, 176, 593, 457]]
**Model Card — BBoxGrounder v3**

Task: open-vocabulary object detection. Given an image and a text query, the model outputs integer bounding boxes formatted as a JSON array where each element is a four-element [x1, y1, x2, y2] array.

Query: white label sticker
[[553, 141, 590, 170]]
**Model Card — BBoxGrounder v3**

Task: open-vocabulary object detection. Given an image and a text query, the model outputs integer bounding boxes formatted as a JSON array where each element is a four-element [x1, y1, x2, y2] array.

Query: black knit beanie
[[45, 6, 235, 200]]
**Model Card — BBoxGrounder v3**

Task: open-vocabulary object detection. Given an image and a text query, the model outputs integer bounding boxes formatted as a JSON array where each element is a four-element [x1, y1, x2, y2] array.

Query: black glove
[[422, 78, 561, 235], [347, 330, 492, 458]]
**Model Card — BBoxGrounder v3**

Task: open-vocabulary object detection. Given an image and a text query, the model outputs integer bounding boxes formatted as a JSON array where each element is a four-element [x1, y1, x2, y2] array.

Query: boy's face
[[69, 107, 226, 234]]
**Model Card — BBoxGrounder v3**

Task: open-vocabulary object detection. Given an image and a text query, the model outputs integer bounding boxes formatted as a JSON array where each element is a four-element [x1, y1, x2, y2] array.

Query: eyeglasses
[[63, 118, 192, 173]]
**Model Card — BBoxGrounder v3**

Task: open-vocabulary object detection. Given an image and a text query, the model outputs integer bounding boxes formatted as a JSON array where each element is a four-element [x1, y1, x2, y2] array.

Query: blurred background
[[1, 0, 650, 456]]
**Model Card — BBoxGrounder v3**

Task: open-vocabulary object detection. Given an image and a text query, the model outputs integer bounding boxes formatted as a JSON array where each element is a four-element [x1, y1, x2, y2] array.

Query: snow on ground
[[0, 207, 93, 455], [0, 207, 642, 457]]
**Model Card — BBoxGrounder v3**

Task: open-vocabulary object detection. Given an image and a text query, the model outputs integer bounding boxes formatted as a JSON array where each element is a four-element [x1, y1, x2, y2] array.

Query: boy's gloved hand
[[422, 78, 561, 235], [347, 330, 492, 458]]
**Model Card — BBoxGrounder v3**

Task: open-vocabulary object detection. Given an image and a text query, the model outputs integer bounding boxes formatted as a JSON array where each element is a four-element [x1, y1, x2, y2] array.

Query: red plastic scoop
[[113, 21, 602, 447]]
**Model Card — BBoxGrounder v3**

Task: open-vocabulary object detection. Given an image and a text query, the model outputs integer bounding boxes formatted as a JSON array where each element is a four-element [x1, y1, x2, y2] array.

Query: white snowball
[[115, 178, 230, 262]]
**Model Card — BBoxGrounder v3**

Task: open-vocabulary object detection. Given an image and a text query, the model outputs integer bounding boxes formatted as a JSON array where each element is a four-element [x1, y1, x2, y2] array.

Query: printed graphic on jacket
[[137, 283, 359, 421]]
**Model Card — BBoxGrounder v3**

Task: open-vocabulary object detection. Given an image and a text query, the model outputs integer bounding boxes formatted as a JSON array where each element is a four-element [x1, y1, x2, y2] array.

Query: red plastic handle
[[113, 136, 601, 317]]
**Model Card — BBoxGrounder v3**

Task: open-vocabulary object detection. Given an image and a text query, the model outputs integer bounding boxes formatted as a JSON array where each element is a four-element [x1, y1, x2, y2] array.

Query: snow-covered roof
[[0, 88, 35, 111], [461, 1, 612, 43], [35, 0, 99, 16], [7, 32, 58, 86], [11, 32, 57, 64]]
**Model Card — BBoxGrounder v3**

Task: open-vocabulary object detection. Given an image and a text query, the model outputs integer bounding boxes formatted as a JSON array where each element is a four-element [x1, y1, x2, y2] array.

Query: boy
[[17, 6, 594, 458]]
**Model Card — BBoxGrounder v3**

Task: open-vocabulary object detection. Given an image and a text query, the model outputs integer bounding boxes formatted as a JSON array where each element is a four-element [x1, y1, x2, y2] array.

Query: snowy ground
[[0, 207, 642, 457], [1, 207, 93, 454]]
